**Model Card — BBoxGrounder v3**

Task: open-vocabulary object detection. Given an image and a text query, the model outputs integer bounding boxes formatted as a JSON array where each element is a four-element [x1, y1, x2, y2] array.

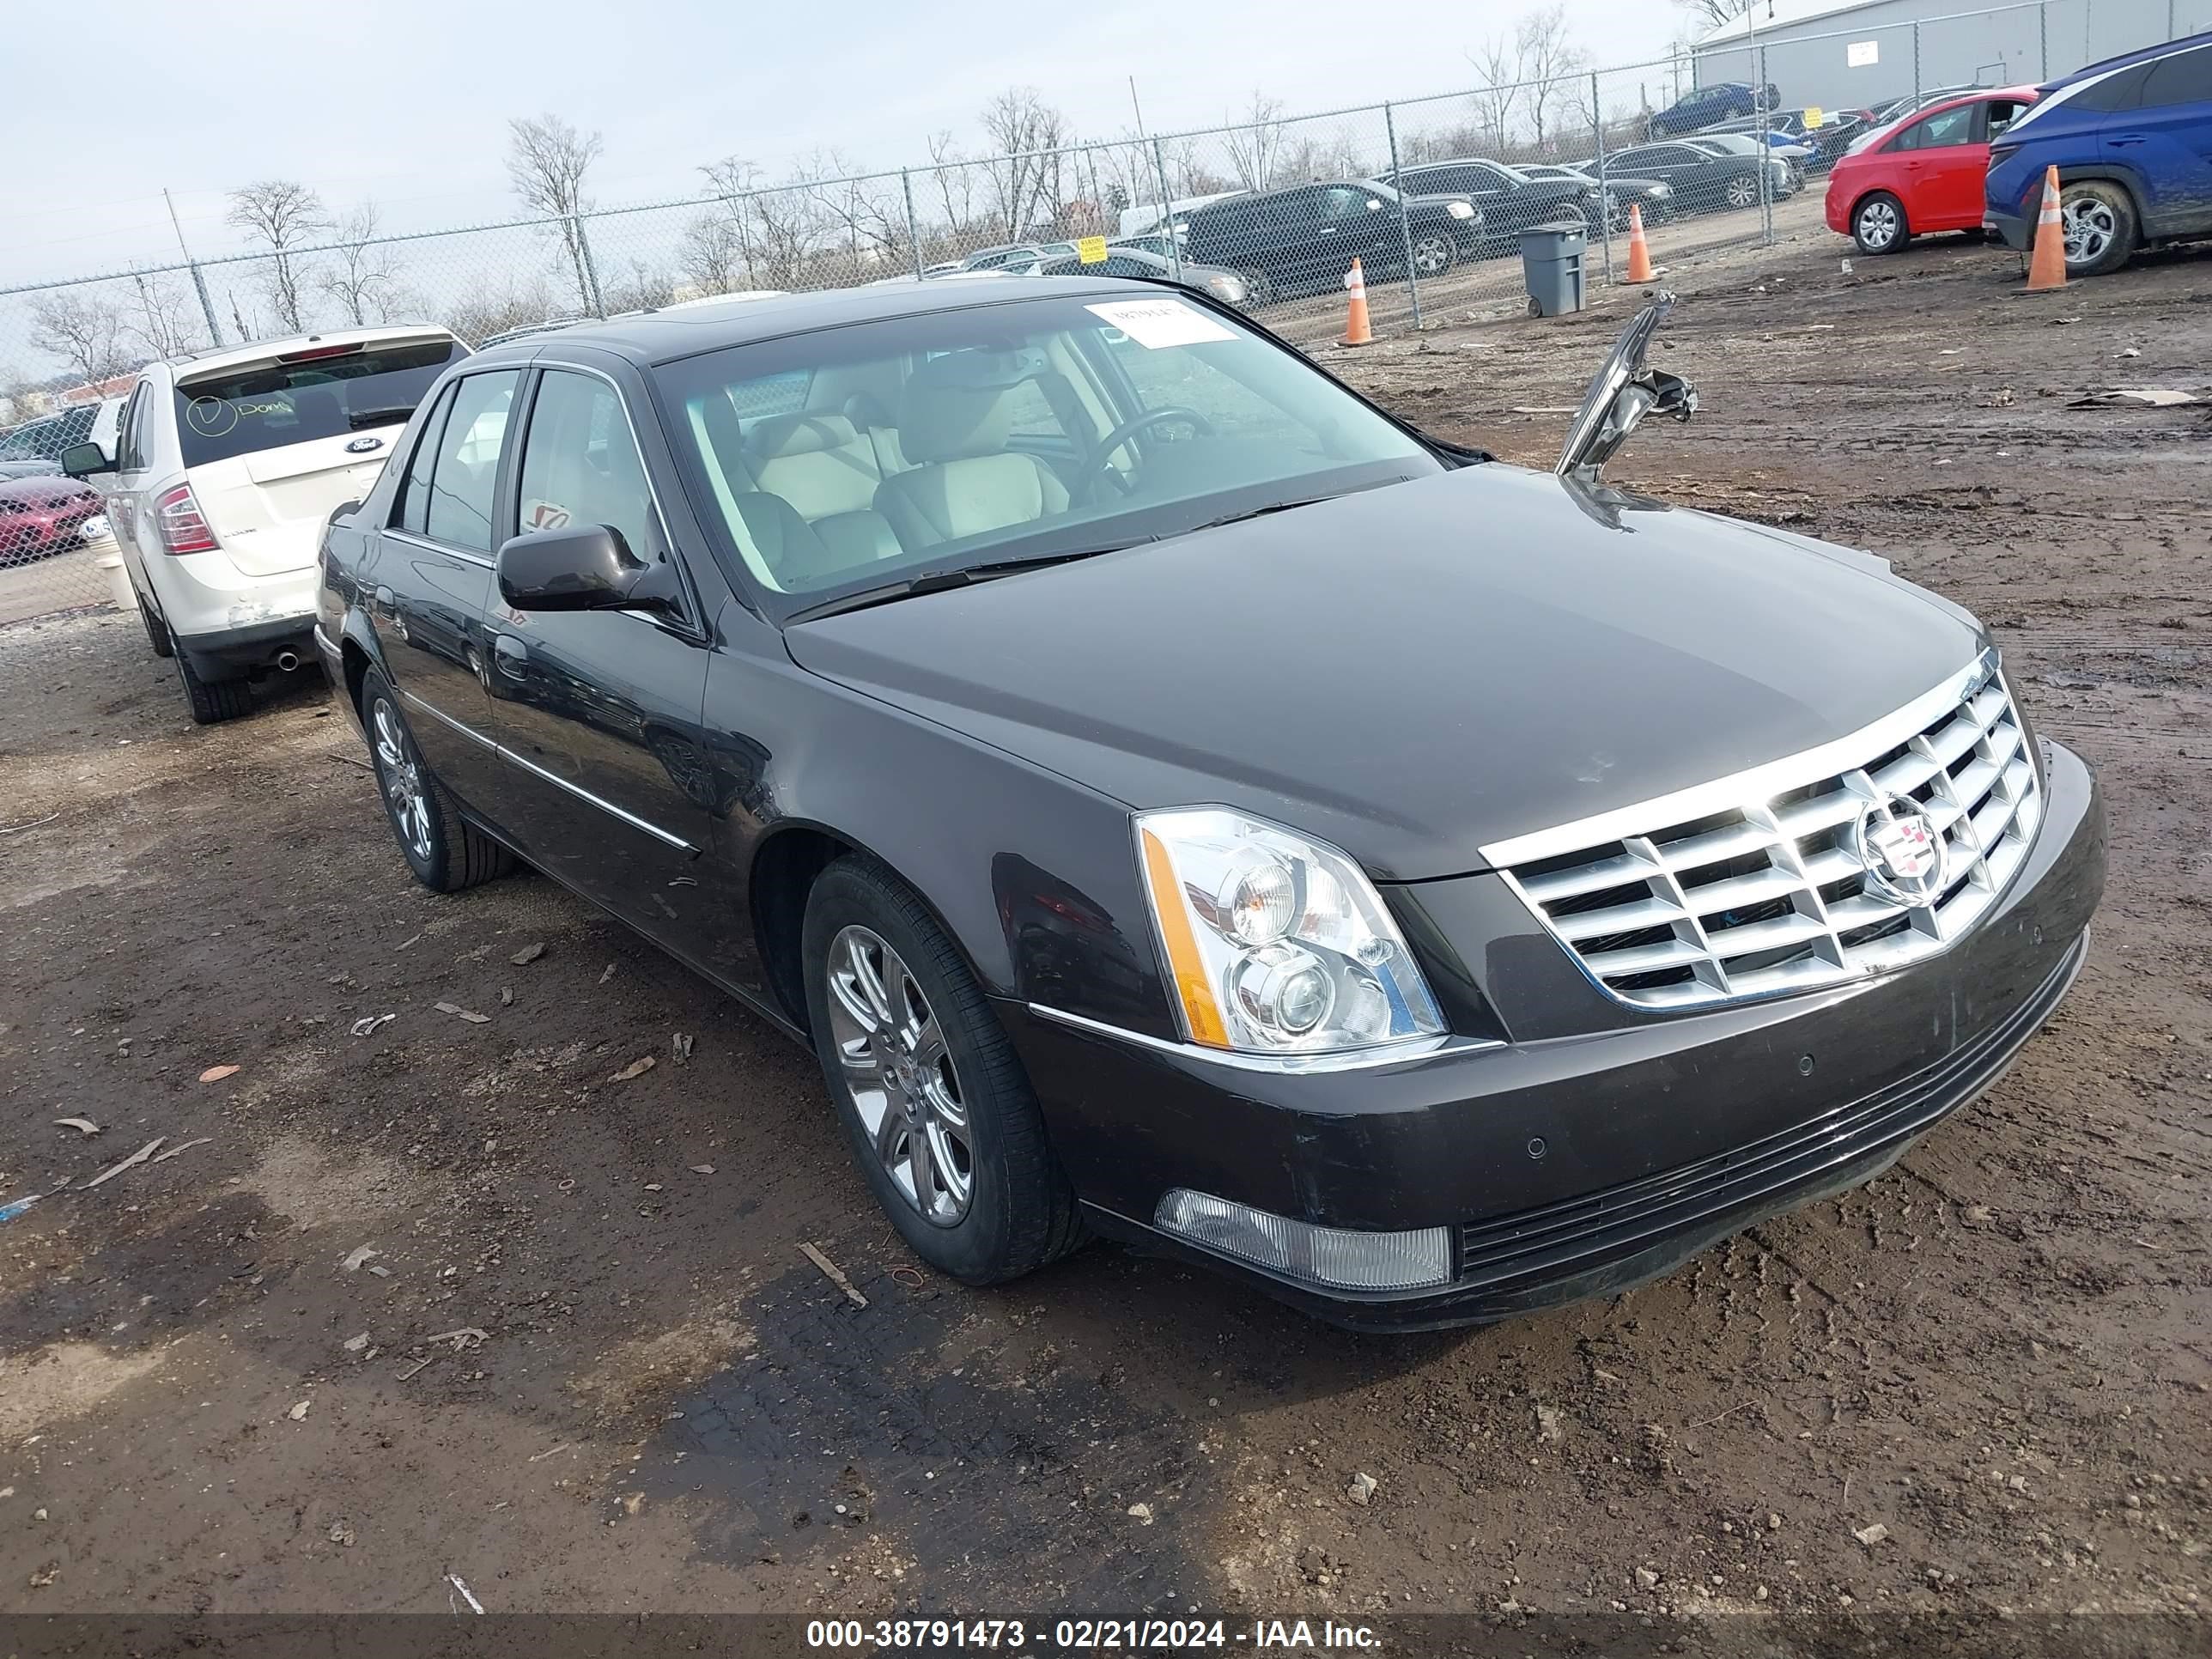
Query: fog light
[[1155, 1189, 1451, 1291]]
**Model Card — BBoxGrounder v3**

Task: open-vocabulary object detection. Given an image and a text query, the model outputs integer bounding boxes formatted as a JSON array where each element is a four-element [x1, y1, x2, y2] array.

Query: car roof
[[2057, 25, 2209, 86], [164, 321, 459, 375], [468, 274, 1157, 369], [1907, 82, 2040, 118]]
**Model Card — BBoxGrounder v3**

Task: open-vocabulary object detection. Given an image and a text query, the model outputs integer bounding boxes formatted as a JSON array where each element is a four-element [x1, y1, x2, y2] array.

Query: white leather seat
[[872, 354, 1071, 551], [744, 412, 902, 568]]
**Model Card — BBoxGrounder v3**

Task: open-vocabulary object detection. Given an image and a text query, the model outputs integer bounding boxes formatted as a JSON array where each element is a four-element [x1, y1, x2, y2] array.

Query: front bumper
[[1003, 741, 2103, 1330], [1986, 203, 2033, 251]]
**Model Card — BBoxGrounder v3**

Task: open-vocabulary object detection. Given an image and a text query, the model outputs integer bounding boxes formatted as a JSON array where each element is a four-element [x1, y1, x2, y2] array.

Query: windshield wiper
[[782, 550, 1115, 624], [347, 405, 417, 429]]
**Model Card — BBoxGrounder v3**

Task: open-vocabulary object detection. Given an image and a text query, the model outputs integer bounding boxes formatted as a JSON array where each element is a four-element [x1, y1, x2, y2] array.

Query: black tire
[[2061, 179, 2138, 277], [1852, 191, 1911, 256], [1409, 230, 1458, 277], [138, 591, 173, 658], [176, 648, 250, 725], [358, 667, 512, 893], [801, 854, 1083, 1285]]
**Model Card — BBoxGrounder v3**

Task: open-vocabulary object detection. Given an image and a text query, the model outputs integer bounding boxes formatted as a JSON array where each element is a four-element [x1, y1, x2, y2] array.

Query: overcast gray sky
[[8, 0, 1686, 286]]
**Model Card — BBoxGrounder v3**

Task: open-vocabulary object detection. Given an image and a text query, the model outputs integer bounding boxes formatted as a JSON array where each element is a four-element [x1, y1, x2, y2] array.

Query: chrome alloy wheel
[[1411, 233, 1455, 275], [1856, 198, 1899, 250], [825, 925, 973, 1225], [1725, 174, 1759, 209], [2061, 195, 2117, 268], [371, 698, 434, 864]]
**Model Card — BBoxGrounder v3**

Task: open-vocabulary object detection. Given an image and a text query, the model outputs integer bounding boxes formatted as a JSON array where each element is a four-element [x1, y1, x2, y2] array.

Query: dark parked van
[[1177, 180, 1483, 301]]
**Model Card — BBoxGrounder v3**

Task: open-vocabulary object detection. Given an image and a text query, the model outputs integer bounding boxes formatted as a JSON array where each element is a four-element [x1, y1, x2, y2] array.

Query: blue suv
[[1985, 31, 2212, 276]]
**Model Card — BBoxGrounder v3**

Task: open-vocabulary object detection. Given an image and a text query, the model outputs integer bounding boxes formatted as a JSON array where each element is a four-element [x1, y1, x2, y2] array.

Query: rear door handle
[[493, 635, 529, 678], [2107, 134, 2148, 145]]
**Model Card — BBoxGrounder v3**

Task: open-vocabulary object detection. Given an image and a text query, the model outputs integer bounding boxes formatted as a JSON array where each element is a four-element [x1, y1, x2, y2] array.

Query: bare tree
[[124, 271, 203, 359], [226, 179, 331, 332], [320, 204, 401, 326], [601, 258, 676, 313], [924, 131, 984, 251], [678, 211, 748, 295], [978, 88, 1069, 241], [1221, 92, 1289, 191], [746, 179, 826, 289], [1465, 33, 1525, 153], [1518, 4, 1591, 153], [445, 275, 562, 345], [1675, 0, 1751, 29], [28, 291, 134, 386], [507, 114, 605, 312], [793, 150, 909, 274]]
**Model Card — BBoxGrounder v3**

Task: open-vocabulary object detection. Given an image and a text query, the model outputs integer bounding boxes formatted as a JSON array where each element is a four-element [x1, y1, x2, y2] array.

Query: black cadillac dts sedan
[[314, 276, 2103, 1329]]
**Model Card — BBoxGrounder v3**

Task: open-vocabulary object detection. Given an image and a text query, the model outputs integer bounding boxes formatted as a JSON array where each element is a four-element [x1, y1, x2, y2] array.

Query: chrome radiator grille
[[1491, 657, 2042, 1011]]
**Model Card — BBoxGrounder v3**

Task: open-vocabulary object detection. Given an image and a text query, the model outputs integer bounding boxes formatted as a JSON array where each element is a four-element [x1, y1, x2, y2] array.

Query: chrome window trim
[[384, 526, 492, 568], [1027, 1003, 1500, 1073], [398, 689, 696, 853], [1479, 650, 1998, 869]]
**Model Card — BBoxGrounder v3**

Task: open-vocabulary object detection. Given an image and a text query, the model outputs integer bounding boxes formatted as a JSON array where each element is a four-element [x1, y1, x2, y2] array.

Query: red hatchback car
[[1826, 85, 2039, 254], [0, 475, 105, 567]]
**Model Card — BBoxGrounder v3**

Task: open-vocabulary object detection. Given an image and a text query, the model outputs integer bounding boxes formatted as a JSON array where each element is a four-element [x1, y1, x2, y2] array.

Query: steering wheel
[[1078, 405, 1217, 501]]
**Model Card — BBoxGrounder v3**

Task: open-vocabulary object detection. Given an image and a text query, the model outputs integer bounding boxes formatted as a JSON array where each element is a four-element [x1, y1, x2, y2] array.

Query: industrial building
[[1692, 0, 2202, 112]]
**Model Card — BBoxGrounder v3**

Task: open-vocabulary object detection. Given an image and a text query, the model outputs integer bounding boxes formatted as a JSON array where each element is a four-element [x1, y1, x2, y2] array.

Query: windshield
[[173, 336, 465, 467], [0, 408, 91, 462], [654, 289, 1443, 617]]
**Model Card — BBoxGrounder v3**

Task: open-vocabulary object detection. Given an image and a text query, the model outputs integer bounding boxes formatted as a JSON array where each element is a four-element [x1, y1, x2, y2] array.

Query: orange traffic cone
[[2026, 164, 2067, 291], [1341, 258, 1372, 346], [1624, 204, 1656, 283]]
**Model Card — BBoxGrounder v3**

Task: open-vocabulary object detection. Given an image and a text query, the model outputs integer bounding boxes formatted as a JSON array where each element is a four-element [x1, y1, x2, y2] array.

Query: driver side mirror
[[61, 441, 114, 479], [495, 523, 678, 615]]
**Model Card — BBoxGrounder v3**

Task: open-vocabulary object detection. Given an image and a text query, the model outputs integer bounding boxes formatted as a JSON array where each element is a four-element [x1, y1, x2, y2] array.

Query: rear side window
[[2068, 63, 2150, 114], [422, 371, 519, 552], [393, 383, 456, 537], [173, 337, 465, 469], [2139, 45, 2212, 108]]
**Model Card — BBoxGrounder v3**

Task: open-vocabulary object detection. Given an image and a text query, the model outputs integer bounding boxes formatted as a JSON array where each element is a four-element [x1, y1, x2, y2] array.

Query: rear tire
[[802, 855, 1084, 1285], [1853, 191, 1911, 255], [139, 592, 173, 658], [1409, 231, 1458, 277], [359, 667, 512, 893], [176, 648, 249, 725], [2061, 179, 2137, 277]]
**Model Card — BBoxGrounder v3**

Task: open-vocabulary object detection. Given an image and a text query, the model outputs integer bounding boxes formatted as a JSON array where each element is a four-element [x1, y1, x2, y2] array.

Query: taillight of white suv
[[153, 483, 218, 555]]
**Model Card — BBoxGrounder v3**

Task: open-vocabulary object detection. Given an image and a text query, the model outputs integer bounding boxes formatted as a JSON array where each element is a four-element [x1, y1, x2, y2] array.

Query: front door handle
[[493, 635, 529, 678], [2107, 134, 2148, 146]]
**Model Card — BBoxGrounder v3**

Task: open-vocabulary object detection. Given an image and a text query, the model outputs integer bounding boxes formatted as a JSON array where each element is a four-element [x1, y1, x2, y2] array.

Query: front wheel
[[1409, 230, 1458, 276], [2061, 180, 2137, 276], [1724, 174, 1760, 210], [1236, 266, 1276, 306], [802, 856, 1082, 1285], [359, 667, 512, 892], [1853, 191, 1910, 255]]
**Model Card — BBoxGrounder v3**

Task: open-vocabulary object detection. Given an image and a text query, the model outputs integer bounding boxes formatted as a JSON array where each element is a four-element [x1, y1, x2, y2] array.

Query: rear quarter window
[[173, 338, 464, 468]]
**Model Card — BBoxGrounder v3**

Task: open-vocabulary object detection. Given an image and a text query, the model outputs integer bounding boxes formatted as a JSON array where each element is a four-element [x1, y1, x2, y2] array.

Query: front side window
[[172, 337, 465, 469], [658, 291, 1443, 612], [1893, 105, 1977, 150], [422, 371, 518, 552], [514, 369, 661, 561]]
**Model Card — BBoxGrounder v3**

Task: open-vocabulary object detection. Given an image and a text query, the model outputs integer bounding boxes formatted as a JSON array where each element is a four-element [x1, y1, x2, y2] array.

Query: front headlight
[[1135, 808, 1445, 1054], [1445, 200, 1476, 220], [1650, 183, 1673, 198], [1204, 273, 1246, 302]]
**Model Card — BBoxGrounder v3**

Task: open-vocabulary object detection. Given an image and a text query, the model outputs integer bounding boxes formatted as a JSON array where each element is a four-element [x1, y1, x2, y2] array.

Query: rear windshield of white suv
[[174, 337, 465, 467]]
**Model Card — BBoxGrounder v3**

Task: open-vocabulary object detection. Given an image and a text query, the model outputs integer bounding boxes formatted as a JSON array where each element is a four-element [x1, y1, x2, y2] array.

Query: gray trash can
[[1519, 222, 1587, 318]]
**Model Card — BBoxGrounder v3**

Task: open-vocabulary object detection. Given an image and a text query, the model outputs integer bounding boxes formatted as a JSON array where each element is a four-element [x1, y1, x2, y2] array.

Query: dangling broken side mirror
[[1555, 290, 1698, 482]]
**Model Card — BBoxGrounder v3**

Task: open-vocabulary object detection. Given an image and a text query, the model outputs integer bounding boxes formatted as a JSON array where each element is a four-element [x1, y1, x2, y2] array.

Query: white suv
[[65, 325, 466, 722]]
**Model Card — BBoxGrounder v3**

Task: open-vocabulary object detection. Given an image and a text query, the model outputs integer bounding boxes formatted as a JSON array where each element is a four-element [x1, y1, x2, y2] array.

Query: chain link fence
[[1, 2, 2186, 623]]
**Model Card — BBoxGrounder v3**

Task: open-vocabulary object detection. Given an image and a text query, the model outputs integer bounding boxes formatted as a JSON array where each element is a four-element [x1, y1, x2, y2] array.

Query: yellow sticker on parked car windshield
[[1804, 106, 1825, 129], [1078, 235, 1109, 264]]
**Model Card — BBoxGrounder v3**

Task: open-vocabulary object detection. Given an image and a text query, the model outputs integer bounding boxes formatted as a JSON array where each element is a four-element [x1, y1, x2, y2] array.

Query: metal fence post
[[1152, 137, 1182, 279], [571, 213, 606, 315], [1758, 44, 1773, 246], [164, 187, 223, 348], [1912, 21, 1923, 101], [2039, 2, 2049, 78], [1382, 101, 1422, 331], [901, 169, 925, 279], [1591, 71, 1613, 285]]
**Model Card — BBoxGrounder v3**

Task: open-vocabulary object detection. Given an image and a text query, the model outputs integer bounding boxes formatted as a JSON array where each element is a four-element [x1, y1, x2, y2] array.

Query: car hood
[[784, 465, 1984, 882]]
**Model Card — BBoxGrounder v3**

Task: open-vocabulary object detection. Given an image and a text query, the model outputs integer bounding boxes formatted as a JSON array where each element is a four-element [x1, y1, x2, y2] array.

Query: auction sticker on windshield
[[1085, 298, 1236, 349]]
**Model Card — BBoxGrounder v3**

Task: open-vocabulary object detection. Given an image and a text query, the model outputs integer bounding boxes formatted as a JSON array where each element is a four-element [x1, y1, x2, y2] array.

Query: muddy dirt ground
[[2, 216, 2206, 1637]]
